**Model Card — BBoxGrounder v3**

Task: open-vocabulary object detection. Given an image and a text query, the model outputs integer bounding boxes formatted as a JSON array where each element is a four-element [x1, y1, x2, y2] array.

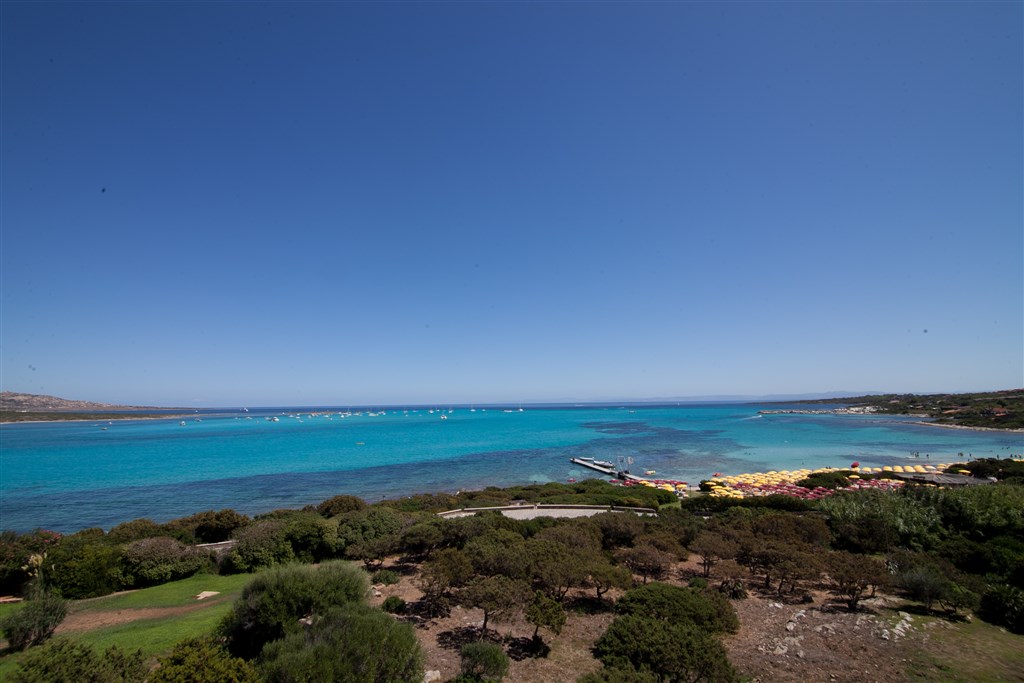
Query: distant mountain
[[0, 392, 152, 412]]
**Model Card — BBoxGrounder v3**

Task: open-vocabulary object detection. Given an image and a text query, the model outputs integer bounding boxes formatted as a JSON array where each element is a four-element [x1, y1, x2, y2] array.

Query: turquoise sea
[[1, 403, 1020, 533]]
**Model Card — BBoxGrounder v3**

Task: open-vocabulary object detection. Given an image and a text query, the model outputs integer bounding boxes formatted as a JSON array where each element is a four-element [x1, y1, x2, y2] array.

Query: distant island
[[0, 392, 174, 423], [795, 389, 1024, 430]]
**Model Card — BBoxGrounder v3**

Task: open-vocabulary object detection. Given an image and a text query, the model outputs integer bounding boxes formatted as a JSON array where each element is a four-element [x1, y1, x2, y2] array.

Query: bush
[[1, 592, 68, 650], [979, 584, 1024, 634], [148, 637, 259, 683], [220, 560, 369, 659], [223, 520, 294, 573], [121, 537, 207, 587], [259, 604, 423, 683], [460, 641, 509, 682], [107, 518, 166, 543], [46, 530, 123, 599], [315, 494, 368, 518], [615, 582, 739, 634], [372, 569, 400, 586], [9, 638, 145, 683], [0, 530, 62, 596], [165, 509, 251, 544], [594, 615, 737, 682], [382, 595, 406, 613]]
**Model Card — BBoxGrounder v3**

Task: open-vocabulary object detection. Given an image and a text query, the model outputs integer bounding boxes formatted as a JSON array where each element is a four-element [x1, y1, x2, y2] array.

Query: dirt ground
[[368, 556, 937, 683]]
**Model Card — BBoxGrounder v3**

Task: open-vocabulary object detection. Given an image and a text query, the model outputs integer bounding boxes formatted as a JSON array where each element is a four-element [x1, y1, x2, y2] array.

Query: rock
[[773, 644, 788, 656], [786, 622, 796, 632], [423, 671, 441, 683], [880, 629, 890, 641]]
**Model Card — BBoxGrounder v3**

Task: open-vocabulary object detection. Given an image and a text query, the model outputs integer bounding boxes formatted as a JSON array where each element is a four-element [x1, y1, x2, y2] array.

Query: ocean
[[1, 403, 1020, 533]]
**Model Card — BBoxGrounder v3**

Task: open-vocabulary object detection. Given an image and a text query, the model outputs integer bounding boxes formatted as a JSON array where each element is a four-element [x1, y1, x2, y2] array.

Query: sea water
[[1, 404, 1020, 533]]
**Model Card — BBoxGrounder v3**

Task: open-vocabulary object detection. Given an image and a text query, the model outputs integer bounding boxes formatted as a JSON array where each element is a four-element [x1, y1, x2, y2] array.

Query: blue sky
[[2, 1, 1021, 407]]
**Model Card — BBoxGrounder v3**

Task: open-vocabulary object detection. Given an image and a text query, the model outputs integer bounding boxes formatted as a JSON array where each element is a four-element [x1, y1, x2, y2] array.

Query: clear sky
[[1, 1, 1021, 407]]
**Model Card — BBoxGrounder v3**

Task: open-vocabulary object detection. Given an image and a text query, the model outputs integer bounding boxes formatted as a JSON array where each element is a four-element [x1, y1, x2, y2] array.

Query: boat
[[594, 460, 615, 468], [644, 470, 656, 475]]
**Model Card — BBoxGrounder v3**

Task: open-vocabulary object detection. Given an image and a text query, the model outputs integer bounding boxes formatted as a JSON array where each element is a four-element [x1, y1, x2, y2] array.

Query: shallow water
[[1, 403, 1019, 532]]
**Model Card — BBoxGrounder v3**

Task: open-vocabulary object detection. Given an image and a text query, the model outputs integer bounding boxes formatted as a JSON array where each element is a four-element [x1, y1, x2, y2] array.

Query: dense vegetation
[[2, 459, 1022, 681], [802, 389, 1024, 429]]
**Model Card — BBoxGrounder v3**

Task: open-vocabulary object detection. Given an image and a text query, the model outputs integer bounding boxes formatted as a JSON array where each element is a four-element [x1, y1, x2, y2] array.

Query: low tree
[[149, 638, 259, 683], [526, 590, 566, 642], [827, 551, 887, 612], [616, 543, 672, 584], [417, 548, 474, 615], [464, 529, 529, 580], [690, 531, 738, 579], [459, 575, 531, 636], [894, 564, 951, 612], [399, 521, 445, 560], [586, 560, 633, 601], [526, 538, 590, 600]]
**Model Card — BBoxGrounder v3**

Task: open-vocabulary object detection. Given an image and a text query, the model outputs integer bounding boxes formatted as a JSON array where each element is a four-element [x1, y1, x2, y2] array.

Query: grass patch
[[0, 572, 253, 680], [905, 615, 1024, 682], [76, 599, 235, 656], [71, 572, 252, 613]]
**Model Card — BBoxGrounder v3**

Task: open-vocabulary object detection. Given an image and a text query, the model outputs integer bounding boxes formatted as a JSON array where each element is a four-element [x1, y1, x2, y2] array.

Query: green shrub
[[259, 604, 423, 683], [460, 641, 509, 682], [107, 518, 166, 543], [979, 584, 1024, 634], [220, 560, 369, 659], [594, 615, 737, 682], [9, 638, 145, 683], [165, 509, 251, 544], [120, 537, 207, 587], [1, 592, 68, 650], [0, 530, 62, 596], [315, 494, 368, 518], [372, 568, 400, 586], [148, 637, 259, 683], [796, 471, 853, 490], [382, 595, 406, 613], [223, 520, 295, 573], [45, 530, 123, 599], [615, 582, 739, 634]]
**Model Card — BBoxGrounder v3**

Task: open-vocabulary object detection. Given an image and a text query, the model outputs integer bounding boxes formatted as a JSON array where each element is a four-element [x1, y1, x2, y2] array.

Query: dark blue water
[[1, 404, 1019, 532]]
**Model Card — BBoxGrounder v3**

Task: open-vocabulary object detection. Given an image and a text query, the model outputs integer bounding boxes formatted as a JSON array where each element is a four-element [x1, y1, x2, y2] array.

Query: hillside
[[0, 392, 167, 422], [802, 389, 1024, 430]]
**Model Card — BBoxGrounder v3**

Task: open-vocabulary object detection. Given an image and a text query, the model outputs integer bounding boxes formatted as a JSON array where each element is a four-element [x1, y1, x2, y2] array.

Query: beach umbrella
[[851, 461, 860, 469]]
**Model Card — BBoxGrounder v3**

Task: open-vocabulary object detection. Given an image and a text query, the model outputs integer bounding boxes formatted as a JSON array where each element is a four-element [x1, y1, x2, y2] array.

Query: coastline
[[0, 414, 195, 425], [912, 420, 1024, 435]]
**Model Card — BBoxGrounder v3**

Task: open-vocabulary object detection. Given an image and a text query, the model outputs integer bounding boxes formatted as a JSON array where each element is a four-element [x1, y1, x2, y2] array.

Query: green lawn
[[71, 572, 252, 612], [0, 572, 253, 679]]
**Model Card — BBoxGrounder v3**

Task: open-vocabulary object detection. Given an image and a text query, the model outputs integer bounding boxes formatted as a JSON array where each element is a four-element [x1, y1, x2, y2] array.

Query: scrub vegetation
[[1, 459, 1021, 681]]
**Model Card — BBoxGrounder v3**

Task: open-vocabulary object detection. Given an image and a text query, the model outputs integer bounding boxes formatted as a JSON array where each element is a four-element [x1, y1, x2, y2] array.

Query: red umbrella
[[851, 461, 860, 469]]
